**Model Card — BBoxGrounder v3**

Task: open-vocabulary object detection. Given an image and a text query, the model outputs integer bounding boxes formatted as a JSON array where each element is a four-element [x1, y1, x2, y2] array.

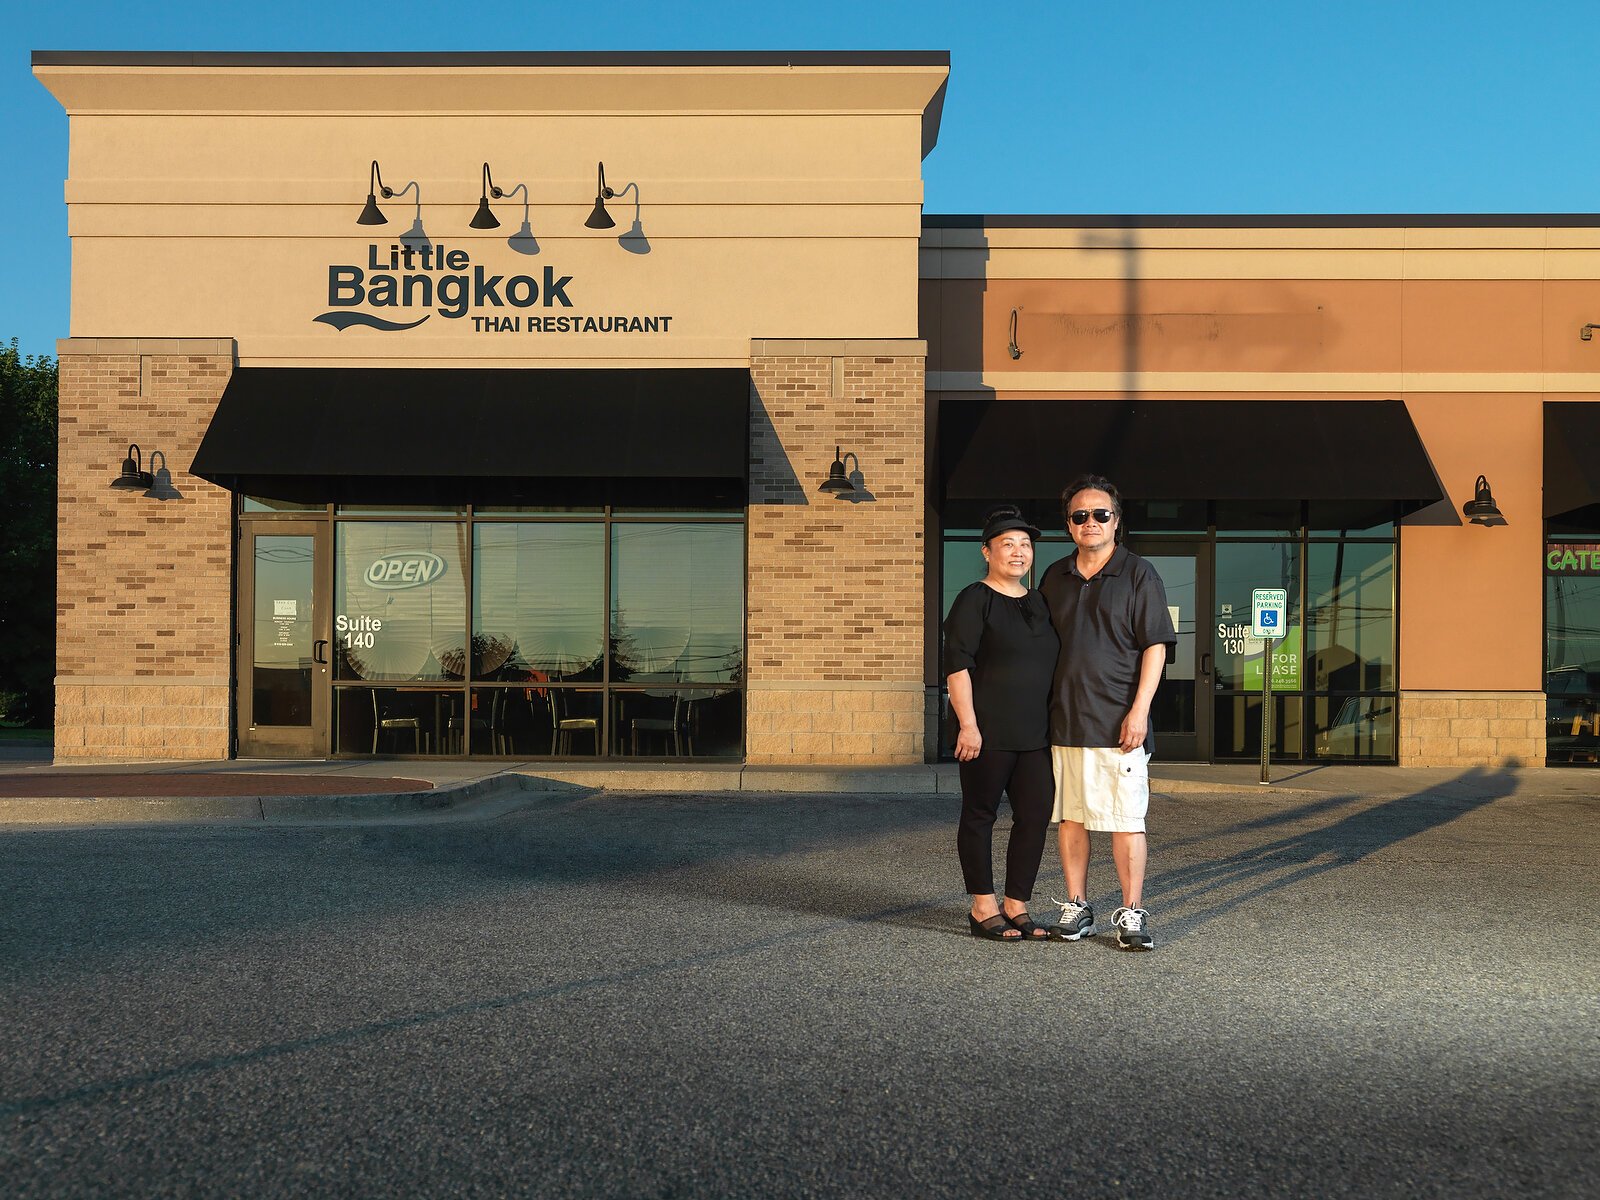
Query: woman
[[943, 505, 1060, 941]]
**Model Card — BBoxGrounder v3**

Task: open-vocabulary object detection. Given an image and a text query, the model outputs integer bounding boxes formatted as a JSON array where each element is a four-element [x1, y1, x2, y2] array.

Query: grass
[[0, 728, 52, 743]]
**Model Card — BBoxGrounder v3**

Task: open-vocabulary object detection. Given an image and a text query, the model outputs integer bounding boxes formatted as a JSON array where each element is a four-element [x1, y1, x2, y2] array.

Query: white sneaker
[[1050, 896, 1097, 941], [1111, 906, 1153, 951]]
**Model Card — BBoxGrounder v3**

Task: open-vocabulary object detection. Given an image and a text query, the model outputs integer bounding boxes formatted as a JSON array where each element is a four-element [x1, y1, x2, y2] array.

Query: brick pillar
[[55, 339, 235, 762], [746, 339, 926, 764]]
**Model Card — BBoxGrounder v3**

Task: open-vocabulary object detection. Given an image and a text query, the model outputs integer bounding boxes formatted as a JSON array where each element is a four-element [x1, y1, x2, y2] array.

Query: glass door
[[237, 521, 330, 756], [1131, 539, 1210, 761]]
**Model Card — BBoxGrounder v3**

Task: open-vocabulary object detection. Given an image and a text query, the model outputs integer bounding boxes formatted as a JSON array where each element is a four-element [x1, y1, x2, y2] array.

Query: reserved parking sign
[[1252, 588, 1287, 640]]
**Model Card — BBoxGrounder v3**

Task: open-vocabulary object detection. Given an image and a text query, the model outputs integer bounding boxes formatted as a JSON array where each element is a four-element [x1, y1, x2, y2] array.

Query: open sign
[[364, 552, 447, 590]]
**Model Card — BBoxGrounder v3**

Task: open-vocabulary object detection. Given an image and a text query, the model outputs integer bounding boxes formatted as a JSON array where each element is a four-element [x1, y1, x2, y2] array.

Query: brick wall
[[1397, 691, 1546, 767], [746, 340, 926, 764], [55, 339, 235, 762]]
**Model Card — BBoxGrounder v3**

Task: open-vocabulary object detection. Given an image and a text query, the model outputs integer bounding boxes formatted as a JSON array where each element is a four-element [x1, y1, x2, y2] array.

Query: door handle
[[1200, 652, 1212, 676], [314, 639, 329, 665]]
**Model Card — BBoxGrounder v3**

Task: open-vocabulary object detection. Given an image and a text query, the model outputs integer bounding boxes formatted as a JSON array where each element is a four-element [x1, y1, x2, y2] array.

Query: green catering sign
[[1546, 544, 1600, 575]]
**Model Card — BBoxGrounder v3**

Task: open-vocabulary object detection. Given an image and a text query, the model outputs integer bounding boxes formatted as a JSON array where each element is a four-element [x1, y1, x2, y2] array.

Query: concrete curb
[[0, 772, 591, 827], [505, 764, 1320, 798], [0, 764, 1326, 827]]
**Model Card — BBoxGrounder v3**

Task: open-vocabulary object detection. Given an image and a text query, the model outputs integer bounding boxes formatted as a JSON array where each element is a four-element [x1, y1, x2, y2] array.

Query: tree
[[0, 340, 57, 727]]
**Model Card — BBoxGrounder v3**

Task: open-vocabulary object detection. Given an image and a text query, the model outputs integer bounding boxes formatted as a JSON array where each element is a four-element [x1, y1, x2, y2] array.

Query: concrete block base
[[1398, 691, 1546, 767]]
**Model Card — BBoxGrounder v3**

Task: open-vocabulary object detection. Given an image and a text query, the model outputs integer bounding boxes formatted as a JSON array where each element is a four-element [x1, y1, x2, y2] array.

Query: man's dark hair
[[1061, 474, 1125, 543]]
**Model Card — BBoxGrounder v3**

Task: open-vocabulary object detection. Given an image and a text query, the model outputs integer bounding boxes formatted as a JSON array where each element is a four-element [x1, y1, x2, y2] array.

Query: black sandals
[[1003, 909, 1050, 940], [968, 912, 1022, 941]]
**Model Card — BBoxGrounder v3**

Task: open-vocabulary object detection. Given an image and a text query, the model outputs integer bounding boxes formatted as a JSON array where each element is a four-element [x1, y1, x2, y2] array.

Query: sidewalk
[[0, 749, 1592, 825]]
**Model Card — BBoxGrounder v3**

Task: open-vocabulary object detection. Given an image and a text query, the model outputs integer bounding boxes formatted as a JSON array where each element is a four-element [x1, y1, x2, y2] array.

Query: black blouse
[[942, 581, 1060, 752]]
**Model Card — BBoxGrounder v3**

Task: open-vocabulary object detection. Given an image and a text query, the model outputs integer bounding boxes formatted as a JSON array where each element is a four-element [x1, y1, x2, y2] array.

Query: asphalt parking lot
[[1, 773, 1595, 1198]]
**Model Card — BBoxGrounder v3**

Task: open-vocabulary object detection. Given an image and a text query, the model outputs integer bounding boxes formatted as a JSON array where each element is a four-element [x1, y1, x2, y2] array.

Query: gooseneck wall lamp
[[357, 160, 396, 226], [1009, 308, 1023, 360], [110, 444, 154, 491], [470, 162, 507, 230], [585, 162, 618, 230], [818, 447, 857, 497], [1462, 474, 1507, 526]]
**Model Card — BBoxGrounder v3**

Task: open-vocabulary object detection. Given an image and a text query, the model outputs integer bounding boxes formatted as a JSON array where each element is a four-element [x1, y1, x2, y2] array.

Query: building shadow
[[746, 378, 807, 503], [1143, 766, 1519, 942]]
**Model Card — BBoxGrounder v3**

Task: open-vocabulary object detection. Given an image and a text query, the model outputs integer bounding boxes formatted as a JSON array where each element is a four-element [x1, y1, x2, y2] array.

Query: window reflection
[[1213, 542, 1302, 692], [1308, 542, 1394, 692], [473, 524, 604, 681], [334, 523, 467, 682], [1214, 695, 1304, 758], [610, 524, 743, 683], [1310, 695, 1395, 760]]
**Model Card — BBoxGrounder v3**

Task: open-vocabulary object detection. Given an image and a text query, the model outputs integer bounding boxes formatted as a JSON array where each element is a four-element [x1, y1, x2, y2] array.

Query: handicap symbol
[[1260, 611, 1279, 628]]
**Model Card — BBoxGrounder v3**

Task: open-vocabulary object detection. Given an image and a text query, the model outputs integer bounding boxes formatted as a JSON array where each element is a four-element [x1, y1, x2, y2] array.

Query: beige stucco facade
[[38, 53, 946, 765], [37, 58, 944, 366]]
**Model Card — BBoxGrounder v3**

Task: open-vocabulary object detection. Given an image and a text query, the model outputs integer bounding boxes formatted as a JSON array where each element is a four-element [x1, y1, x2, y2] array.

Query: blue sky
[[4, 0, 1597, 360]]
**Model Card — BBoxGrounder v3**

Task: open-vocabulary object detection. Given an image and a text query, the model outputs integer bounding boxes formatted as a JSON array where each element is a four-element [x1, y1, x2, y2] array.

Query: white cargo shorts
[[1050, 744, 1151, 833]]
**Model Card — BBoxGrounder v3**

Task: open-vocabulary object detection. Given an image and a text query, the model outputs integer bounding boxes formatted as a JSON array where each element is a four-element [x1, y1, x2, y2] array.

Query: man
[[1039, 475, 1176, 950]]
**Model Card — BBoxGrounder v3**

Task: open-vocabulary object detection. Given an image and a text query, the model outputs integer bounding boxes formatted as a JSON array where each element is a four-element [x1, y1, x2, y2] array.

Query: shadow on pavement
[[1150, 766, 1520, 942], [0, 792, 961, 968]]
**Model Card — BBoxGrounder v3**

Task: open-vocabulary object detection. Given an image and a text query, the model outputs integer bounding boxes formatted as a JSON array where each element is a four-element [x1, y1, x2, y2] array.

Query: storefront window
[[315, 511, 744, 758], [1307, 542, 1395, 692], [1545, 539, 1600, 765], [334, 523, 467, 682], [473, 524, 604, 682], [1213, 540, 1301, 758], [1214, 541, 1302, 692], [243, 496, 323, 513], [610, 523, 744, 684]]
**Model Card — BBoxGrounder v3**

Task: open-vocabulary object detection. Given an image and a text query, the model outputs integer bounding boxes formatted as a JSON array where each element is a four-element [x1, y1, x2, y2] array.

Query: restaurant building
[[34, 51, 1600, 769]]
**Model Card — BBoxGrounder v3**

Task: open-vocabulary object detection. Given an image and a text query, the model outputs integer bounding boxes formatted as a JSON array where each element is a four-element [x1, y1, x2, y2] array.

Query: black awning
[[190, 367, 749, 494], [1545, 402, 1600, 518], [940, 399, 1442, 508]]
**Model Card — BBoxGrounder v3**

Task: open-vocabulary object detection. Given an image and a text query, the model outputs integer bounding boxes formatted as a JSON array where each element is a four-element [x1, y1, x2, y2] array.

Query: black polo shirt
[[1038, 545, 1177, 750]]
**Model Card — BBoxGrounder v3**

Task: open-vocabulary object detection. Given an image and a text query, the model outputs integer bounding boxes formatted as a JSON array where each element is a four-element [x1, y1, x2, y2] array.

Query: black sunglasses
[[1069, 508, 1116, 526]]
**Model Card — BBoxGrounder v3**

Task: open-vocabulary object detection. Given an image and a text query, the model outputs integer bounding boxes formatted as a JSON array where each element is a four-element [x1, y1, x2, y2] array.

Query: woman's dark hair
[[1060, 474, 1125, 543]]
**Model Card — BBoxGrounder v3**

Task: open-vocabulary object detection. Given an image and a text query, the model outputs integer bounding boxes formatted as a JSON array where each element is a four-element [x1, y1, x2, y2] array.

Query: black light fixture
[[818, 446, 856, 496], [470, 162, 504, 230], [1008, 308, 1023, 360], [1462, 474, 1507, 526], [110, 443, 153, 491], [585, 162, 618, 230], [357, 160, 395, 226], [1581, 324, 1599, 341]]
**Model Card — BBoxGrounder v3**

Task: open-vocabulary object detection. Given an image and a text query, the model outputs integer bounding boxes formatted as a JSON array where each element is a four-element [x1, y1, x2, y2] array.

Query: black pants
[[956, 746, 1053, 900]]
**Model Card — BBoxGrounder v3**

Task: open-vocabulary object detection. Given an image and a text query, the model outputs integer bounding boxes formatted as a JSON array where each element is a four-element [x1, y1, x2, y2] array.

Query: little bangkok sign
[[316, 243, 674, 336]]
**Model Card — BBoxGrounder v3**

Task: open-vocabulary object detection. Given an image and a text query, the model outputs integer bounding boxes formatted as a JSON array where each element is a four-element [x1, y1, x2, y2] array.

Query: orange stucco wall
[[921, 224, 1600, 695]]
